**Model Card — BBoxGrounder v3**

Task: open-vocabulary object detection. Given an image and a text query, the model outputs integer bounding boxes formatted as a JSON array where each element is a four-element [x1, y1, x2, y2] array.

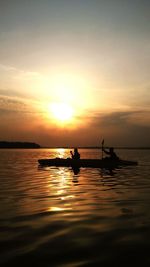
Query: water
[[0, 148, 150, 266]]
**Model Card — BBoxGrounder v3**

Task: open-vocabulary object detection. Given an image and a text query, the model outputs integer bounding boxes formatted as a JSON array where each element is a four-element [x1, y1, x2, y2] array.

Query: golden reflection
[[48, 206, 72, 212], [56, 148, 66, 158], [46, 167, 75, 213], [61, 195, 75, 200]]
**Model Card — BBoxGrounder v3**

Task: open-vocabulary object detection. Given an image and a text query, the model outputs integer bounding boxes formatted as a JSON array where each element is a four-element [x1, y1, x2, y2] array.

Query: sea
[[0, 148, 150, 267]]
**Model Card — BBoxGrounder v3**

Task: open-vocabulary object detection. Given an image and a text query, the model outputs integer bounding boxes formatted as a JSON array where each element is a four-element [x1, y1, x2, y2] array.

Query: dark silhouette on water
[[0, 141, 40, 148], [72, 167, 80, 175], [70, 148, 80, 159], [100, 167, 115, 177], [102, 147, 119, 160]]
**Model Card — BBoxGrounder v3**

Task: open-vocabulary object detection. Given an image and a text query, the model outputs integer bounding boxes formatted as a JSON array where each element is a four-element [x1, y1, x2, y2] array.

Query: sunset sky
[[0, 0, 150, 147]]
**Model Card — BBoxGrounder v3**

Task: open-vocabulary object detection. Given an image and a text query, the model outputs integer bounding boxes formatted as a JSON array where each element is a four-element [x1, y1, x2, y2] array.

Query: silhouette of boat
[[38, 158, 138, 168]]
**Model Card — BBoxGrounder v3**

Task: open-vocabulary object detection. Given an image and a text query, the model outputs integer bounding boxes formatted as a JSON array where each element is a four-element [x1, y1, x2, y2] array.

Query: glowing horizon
[[0, 0, 150, 147]]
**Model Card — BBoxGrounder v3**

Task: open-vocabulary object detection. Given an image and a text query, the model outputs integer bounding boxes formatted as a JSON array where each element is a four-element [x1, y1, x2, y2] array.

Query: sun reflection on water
[[46, 166, 75, 214], [48, 206, 73, 212], [57, 148, 68, 158]]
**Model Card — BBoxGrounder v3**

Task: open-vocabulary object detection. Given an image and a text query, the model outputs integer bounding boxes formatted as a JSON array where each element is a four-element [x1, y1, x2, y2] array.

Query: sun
[[50, 102, 74, 122]]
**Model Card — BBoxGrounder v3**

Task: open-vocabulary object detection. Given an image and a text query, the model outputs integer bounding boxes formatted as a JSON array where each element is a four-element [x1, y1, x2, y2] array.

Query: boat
[[38, 157, 138, 168]]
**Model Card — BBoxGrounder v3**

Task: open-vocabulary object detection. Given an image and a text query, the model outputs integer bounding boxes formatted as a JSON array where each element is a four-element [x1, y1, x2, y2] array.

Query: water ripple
[[0, 149, 150, 266]]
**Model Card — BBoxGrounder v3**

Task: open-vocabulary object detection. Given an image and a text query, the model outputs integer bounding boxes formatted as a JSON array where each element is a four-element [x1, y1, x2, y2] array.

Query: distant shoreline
[[0, 141, 41, 149]]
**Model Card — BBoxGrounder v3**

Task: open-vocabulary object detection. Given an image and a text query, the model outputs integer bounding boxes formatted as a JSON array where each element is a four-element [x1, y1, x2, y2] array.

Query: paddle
[[101, 139, 104, 159]]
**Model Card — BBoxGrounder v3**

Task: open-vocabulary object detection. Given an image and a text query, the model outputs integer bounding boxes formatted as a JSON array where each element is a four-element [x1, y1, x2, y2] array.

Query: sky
[[0, 0, 150, 147]]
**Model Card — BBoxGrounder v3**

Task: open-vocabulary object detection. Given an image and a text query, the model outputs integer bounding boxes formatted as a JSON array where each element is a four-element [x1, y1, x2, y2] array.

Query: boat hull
[[38, 158, 138, 168]]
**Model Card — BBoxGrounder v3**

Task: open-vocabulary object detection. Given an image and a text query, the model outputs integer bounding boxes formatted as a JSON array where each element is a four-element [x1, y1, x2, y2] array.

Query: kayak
[[38, 158, 138, 168]]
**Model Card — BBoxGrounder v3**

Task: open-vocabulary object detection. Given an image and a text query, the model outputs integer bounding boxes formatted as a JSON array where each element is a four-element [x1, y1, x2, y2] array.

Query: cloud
[[0, 62, 42, 86], [72, 109, 150, 147], [87, 110, 150, 128], [0, 64, 16, 72], [0, 92, 43, 117], [0, 89, 19, 97], [0, 95, 31, 114], [126, 110, 150, 127], [0, 92, 149, 147], [0, 63, 40, 76]]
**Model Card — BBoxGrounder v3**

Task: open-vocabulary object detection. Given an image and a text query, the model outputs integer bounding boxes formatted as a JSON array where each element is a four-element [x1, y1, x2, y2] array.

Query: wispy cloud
[[0, 63, 41, 79], [0, 95, 31, 114], [0, 92, 42, 116], [87, 110, 150, 128], [0, 64, 17, 72]]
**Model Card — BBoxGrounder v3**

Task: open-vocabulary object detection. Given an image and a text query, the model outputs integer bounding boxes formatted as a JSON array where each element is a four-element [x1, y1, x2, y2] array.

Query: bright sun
[[50, 102, 74, 122]]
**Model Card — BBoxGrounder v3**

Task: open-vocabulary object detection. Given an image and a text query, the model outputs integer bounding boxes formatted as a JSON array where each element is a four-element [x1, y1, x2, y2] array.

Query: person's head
[[74, 148, 78, 153]]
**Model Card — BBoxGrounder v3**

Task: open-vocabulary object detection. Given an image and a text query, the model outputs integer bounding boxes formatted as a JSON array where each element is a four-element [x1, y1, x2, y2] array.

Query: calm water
[[0, 148, 150, 266]]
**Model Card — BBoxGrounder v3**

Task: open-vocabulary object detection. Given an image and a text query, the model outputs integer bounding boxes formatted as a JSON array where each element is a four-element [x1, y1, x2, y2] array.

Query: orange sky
[[0, 1, 150, 147]]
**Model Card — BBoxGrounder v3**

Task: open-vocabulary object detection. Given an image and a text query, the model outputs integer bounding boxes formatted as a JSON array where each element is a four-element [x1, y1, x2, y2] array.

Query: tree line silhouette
[[0, 141, 40, 148]]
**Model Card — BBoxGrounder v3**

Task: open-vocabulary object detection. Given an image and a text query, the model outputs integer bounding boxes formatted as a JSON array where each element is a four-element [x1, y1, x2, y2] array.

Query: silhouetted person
[[70, 148, 80, 159], [102, 147, 119, 160]]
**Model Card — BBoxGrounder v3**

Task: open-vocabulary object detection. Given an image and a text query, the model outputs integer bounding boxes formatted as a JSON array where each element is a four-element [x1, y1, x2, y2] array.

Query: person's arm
[[70, 151, 73, 158], [102, 148, 110, 155]]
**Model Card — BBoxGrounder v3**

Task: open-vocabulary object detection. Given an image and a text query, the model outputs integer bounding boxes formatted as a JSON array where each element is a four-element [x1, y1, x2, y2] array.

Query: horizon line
[[40, 146, 150, 150]]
